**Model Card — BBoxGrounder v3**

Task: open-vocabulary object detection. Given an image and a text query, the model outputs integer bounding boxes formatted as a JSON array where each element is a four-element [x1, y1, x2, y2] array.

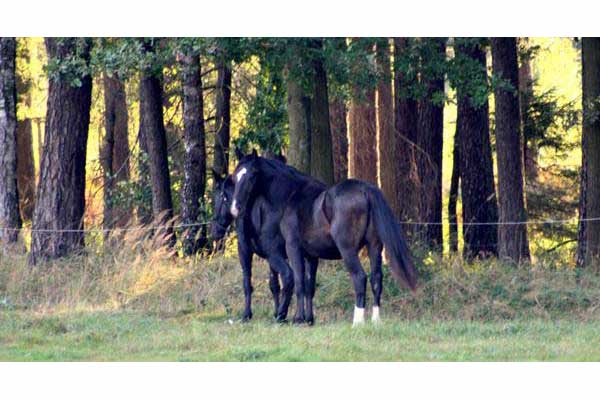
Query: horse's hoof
[[292, 316, 305, 325], [306, 317, 315, 326], [241, 313, 252, 322], [275, 314, 288, 324]]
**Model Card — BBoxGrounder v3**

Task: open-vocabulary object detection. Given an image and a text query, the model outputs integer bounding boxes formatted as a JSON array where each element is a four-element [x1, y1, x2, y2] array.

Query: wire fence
[[0, 216, 597, 234], [0, 221, 212, 234]]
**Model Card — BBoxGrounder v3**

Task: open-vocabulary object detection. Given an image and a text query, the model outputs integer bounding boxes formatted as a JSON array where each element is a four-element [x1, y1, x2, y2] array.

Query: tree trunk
[[491, 37, 530, 263], [180, 52, 207, 255], [394, 37, 420, 235], [213, 58, 231, 178], [416, 38, 446, 250], [16, 118, 34, 221], [577, 119, 588, 268], [448, 125, 460, 253], [518, 37, 539, 182], [286, 70, 311, 174], [136, 117, 152, 226], [30, 38, 92, 263], [582, 37, 600, 264], [348, 39, 377, 184], [102, 74, 130, 236], [309, 39, 335, 186], [329, 97, 348, 183], [456, 39, 498, 258], [15, 39, 35, 223], [139, 40, 175, 246], [377, 38, 399, 216], [0, 37, 20, 245]]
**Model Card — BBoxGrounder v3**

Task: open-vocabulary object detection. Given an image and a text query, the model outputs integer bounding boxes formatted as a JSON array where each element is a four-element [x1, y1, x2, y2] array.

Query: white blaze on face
[[230, 167, 248, 217], [352, 306, 365, 327], [371, 306, 380, 323], [235, 167, 248, 182]]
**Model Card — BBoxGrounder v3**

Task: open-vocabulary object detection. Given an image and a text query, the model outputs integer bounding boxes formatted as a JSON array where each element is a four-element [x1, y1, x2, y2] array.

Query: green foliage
[[447, 38, 491, 108], [109, 151, 152, 219], [328, 38, 379, 102], [235, 64, 287, 154], [523, 85, 580, 154], [45, 38, 92, 88]]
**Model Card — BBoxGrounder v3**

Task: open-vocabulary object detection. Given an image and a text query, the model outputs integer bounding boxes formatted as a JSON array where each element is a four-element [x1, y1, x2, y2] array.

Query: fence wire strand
[[0, 216, 597, 234]]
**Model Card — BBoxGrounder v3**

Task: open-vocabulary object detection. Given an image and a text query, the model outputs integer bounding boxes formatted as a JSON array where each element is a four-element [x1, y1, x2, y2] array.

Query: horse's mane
[[255, 156, 324, 188], [261, 157, 307, 180]]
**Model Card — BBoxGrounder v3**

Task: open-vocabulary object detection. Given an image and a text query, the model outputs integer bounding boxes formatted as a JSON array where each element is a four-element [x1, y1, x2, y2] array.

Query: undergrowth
[[0, 232, 598, 323]]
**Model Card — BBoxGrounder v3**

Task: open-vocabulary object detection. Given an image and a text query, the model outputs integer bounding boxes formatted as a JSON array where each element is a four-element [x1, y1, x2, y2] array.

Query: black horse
[[230, 151, 417, 326], [210, 170, 318, 322]]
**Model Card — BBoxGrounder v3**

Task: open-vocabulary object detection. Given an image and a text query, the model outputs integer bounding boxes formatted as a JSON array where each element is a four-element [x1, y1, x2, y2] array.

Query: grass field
[[1, 237, 599, 361], [1, 311, 598, 361]]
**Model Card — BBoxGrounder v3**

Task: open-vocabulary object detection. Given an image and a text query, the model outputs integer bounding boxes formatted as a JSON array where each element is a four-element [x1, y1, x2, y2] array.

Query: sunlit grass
[[1, 310, 598, 361], [1, 231, 599, 361]]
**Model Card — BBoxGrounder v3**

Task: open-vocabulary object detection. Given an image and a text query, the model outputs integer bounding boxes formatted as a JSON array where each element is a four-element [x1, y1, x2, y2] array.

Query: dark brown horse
[[230, 151, 417, 325], [211, 171, 307, 322]]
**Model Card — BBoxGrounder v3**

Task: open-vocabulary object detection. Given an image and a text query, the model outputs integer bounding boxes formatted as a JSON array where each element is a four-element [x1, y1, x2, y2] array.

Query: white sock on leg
[[353, 306, 365, 327], [371, 306, 380, 323]]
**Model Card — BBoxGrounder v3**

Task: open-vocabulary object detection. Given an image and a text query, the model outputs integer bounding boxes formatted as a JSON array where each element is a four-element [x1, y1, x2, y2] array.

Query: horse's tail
[[367, 186, 417, 291]]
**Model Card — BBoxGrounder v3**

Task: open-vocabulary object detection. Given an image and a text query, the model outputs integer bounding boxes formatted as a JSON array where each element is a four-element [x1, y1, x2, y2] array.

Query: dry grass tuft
[[1, 234, 599, 322]]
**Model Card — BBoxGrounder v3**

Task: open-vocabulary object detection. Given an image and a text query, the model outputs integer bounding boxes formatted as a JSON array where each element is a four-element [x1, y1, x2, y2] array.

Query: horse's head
[[210, 170, 235, 240], [230, 149, 260, 218]]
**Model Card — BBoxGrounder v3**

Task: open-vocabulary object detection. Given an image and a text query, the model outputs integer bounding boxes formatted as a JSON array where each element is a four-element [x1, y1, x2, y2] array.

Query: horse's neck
[[261, 170, 305, 201]]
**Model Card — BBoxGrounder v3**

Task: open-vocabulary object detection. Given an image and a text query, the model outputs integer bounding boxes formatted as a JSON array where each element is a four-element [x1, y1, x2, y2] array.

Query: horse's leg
[[331, 203, 369, 326], [238, 242, 253, 322], [304, 256, 319, 326], [266, 254, 294, 322], [285, 242, 307, 324], [337, 247, 368, 327], [367, 240, 383, 323], [267, 263, 281, 318]]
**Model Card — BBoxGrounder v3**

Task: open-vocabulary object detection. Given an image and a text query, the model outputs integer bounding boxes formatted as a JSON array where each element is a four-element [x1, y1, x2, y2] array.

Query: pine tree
[[491, 37, 530, 262], [30, 38, 93, 263], [0, 37, 19, 246], [455, 38, 498, 257]]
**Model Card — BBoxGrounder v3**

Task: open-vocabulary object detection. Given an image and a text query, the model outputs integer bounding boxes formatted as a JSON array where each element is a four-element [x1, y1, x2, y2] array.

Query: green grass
[[1, 310, 598, 361], [1, 239, 599, 361]]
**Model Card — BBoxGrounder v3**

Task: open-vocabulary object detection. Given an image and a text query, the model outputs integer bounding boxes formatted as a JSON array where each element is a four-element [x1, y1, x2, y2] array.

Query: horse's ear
[[234, 147, 244, 161], [251, 148, 258, 158], [211, 168, 224, 184], [275, 154, 287, 164]]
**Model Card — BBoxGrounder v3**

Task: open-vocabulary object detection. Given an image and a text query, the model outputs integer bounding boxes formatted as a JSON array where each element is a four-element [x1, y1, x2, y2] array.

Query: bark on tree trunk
[[348, 39, 377, 184], [491, 37, 530, 263], [518, 37, 539, 182], [136, 117, 152, 226], [16, 118, 34, 221], [448, 125, 460, 253], [577, 120, 588, 268], [139, 40, 175, 246], [286, 69, 311, 174], [310, 39, 335, 186], [456, 39, 498, 258], [213, 58, 231, 178], [30, 38, 92, 263], [15, 40, 35, 223], [180, 52, 207, 255], [102, 74, 130, 236], [329, 97, 348, 183], [394, 37, 420, 236], [416, 38, 446, 250], [581, 37, 600, 265], [0, 37, 20, 246], [377, 39, 399, 217]]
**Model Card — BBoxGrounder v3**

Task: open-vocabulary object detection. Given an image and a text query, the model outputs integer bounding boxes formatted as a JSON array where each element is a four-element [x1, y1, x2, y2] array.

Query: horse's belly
[[303, 232, 341, 260]]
